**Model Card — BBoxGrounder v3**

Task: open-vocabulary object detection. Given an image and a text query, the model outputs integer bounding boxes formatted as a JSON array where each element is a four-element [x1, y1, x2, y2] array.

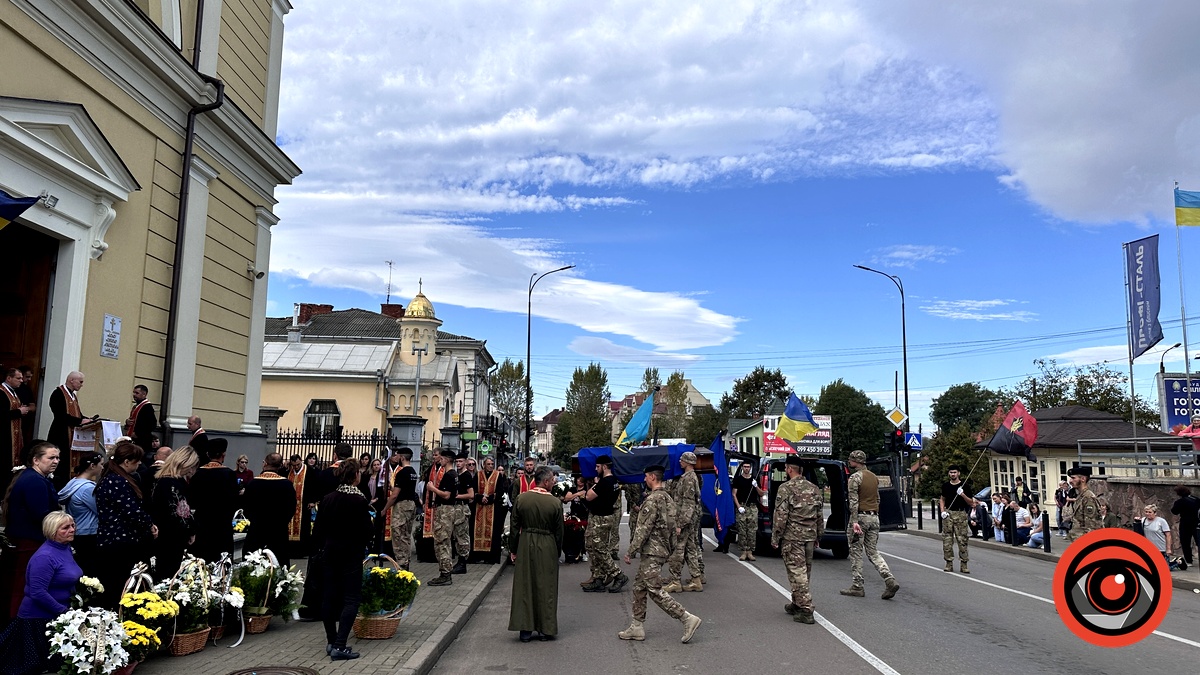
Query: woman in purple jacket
[[0, 511, 82, 674], [1, 442, 61, 620]]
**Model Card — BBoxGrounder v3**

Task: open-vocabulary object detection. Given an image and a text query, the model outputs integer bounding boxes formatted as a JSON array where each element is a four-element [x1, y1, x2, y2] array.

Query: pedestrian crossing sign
[[904, 432, 922, 450]]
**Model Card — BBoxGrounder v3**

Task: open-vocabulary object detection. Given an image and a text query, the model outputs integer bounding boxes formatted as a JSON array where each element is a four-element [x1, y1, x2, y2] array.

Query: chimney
[[297, 303, 334, 324], [380, 303, 405, 319]]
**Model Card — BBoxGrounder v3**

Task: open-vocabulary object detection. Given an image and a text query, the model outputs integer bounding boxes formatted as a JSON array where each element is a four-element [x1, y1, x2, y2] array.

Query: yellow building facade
[[1, 0, 300, 447]]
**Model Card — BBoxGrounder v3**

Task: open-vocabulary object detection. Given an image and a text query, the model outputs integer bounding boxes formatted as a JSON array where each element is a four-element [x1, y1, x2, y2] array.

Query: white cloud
[[868, 244, 960, 269], [1049, 342, 1190, 368], [921, 299, 1037, 322], [567, 337, 704, 367]]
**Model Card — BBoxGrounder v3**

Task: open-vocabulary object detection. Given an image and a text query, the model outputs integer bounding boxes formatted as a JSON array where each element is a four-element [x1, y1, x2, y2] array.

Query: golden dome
[[405, 280, 436, 319]]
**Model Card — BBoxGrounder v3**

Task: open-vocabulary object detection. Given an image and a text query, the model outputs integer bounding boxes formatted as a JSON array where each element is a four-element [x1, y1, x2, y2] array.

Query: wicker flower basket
[[169, 627, 211, 656], [245, 614, 272, 634], [210, 624, 225, 641], [352, 613, 404, 640]]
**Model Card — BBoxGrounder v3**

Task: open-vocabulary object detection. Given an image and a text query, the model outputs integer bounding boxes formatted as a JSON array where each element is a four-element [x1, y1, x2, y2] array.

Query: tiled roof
[[265, 308, 480, 342], [262, 341, 393, 374]]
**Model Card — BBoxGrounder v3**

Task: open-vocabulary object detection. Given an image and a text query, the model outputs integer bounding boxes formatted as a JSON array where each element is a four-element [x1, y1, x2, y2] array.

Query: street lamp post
[[526, 265, 574, 460], [854, 264, 910, 515], [1160, 342, 1182, 373]]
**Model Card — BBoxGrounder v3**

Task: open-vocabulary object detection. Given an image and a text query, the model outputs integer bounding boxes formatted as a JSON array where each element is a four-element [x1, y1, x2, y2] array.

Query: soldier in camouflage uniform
[[582, 455, 626, 592], [426, 448, 459, 586], [771, 455, 823, 624], [840, 450, 900, 600], [1067, 466, 1101, 541], [451, 451, 475, 574], [732, 462, 761, 560], [623, 482, 645, 558], [618, 464, 702, 644], [665, 451, 704, 592], [939, 465, 977, 574]]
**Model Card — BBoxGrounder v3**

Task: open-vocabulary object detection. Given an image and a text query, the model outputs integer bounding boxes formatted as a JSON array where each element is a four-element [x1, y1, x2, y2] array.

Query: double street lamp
[[525, 265, 574, 460]]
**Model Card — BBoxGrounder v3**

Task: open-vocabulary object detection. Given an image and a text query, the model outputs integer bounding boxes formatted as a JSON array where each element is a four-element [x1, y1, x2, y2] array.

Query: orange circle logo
[[1052, 528, 1172, 647]]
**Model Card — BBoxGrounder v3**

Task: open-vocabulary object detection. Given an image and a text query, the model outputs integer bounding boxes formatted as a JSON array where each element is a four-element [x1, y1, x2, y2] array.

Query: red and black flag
[[0, 189, 38, 232], [985, 400, 1038, 461]]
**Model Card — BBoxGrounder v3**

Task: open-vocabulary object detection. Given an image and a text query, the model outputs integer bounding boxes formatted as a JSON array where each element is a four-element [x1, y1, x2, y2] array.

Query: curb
[[395, 561, 507, 675], [900, 527, 1200, 592]]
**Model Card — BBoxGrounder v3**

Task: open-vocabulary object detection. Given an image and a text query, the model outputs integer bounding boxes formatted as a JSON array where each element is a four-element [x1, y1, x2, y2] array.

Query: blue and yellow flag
[[615, 390, 656, 452], [0, 189, 38, 232], [1176, 188, 1200, 226], [775, 393, 819, 443]]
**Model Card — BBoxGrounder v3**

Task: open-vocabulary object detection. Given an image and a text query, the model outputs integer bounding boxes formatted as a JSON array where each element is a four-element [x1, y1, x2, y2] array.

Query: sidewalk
[[899, 515, 1200, 592], [137, 556, 506, 675]]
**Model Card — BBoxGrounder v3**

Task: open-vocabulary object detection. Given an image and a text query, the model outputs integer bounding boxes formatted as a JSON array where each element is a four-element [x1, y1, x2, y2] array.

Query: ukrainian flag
[[615, 390, 656, 451], [775, 393, 819, 443], [0, 189, 38, 232], [1176, 188, 1200, 226]]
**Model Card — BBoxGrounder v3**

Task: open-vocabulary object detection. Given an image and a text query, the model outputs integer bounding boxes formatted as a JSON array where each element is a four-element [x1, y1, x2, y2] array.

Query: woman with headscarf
[[149, 446, 198, 579], [96, 441, 157, 606], [2, 442, 61, 619]]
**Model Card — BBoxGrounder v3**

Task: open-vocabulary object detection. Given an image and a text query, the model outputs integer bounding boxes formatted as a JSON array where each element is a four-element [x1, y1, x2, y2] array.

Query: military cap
[[848, 450, 867, 464], [785, 455, 804, 468], [595, 455, 612, 465], [1067, 466, 1092, 477], [680, 451, 698, 465]]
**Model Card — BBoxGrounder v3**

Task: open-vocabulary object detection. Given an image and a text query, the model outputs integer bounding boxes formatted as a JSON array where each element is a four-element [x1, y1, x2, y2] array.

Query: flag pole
[[1178, 185, 1195, 418], [1123, 241, 1138, 439]]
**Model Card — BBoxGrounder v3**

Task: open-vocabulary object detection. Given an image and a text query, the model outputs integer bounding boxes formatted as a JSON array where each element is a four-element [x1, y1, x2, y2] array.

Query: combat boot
[[713, 542, 729, 554], [662, 579, 683, 594], [427, 573, 452, 586], [882, 578, 900, 600], [697, 574, 706, 584], [680, 612, 702, 643], [738, 551, 749, 561], [582, 578, 609, 593], [783, 603, 799, 615], [607, 573, 629, 593], [943, 561, 953, 572], [959, 563, 970, 575], [839, 586, 865, 597], [618, 620, 645, 641], [579, 576, 594, 587], [745, 551, 756, 561], [682, 577, 703, 592], [794, 610, 815, 625], [451, 558, 467, 575]]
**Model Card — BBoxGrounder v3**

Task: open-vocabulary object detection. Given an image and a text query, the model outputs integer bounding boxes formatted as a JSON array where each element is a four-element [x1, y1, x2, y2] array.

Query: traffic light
[[892, 428, 904, 454]]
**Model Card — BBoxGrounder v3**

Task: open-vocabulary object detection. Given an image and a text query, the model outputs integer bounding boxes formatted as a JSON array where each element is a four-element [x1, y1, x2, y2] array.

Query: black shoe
[[608, 573, 629, 593], [611, 552, 619, 561], [538, 633, 556, 641], [428, 573, 453, 586], [451, 560, 467, 575], [714, 544, 729, 554], [330, 647, 360, 661], [326, 643, 333, 655], [582, 578, 609, 592], [519, 631, 533, 643]]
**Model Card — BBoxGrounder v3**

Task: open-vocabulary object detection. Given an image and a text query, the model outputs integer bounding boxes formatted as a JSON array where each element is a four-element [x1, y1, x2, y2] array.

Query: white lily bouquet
[[72, 576, 105, 609], [47, 607, 130, 675]]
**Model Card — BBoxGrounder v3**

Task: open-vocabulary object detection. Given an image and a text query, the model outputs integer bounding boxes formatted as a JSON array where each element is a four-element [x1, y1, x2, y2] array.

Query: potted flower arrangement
[[118, 590, 178, 635], [72, 575, 105, 608], [352, 556, 420, 639], [205, 558, 243, 639], [270, 563, 305, 621], [47, 607, 130, 675], [233, 549, 280, 633], [120, 620, 161, 672], [153, 556, 212, 656]]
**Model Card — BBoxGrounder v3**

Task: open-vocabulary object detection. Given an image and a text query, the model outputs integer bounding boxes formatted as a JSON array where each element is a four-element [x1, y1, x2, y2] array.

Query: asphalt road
[[432, 524, 1200, 674]]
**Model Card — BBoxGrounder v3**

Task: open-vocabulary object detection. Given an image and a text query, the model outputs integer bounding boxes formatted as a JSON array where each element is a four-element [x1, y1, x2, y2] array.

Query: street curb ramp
[[394, 561, 507, 675]]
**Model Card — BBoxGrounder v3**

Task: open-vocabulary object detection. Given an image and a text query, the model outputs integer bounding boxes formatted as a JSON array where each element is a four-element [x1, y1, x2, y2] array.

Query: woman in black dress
[[149, 446, 198, 580], [314, 459, 373, 661]]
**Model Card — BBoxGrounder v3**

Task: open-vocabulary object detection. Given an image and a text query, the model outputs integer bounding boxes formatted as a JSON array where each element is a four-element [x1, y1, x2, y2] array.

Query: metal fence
[[273, 428, 393, 464], [1076, 436, 1199, 479]]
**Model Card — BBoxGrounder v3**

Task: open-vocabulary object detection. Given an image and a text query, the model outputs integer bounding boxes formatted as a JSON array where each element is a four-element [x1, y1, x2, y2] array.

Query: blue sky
[[267, 1, 1200, 434]]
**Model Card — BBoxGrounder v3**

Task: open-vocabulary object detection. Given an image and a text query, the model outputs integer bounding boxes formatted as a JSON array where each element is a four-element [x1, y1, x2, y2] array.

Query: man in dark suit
[[189, 438, 239, 562], [186, 415, 210, 464], [125, 384, 157, 456], [15, 366, 35, 449], [243, 452, 298, 569]]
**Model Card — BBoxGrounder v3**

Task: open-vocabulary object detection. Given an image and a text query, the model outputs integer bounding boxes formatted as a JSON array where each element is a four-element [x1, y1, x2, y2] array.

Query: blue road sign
[[904, 433, 923, 450]]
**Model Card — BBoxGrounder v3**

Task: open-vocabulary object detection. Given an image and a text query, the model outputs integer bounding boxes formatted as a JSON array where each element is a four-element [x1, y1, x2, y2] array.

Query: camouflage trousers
[[849, 513, 893, 587], [632, 555, 686, 622], [433, 505, 456, 574], [390, 501, 417, 567], [693, 512, 705, 575], [609, 514, 621, 558], [782, 539, 815, 612], [737, 505, 757, 553], [453, 504, 471, 557], [942, 511, 969, 563], [586, 513, 619, 581], [668, 521, 702, 581]]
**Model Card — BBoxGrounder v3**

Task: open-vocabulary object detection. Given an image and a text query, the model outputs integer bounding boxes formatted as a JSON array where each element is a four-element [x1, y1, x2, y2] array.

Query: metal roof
[[262, 341, 394, 375]]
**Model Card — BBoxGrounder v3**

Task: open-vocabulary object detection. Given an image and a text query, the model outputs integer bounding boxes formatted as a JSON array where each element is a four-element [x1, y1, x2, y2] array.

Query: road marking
[[882, 550, 1200, 649], [703, 535, 901, 675]]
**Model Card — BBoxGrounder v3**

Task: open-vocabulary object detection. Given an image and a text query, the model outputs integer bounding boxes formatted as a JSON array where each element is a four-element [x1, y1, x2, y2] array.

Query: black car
[[753, 455, 906, 558]]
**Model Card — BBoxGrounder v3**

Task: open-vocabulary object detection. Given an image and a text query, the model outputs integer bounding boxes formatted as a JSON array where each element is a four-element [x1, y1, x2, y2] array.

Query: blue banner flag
[[615, 389, 656, 451], [1124, 234, 1163, 360], [0, 189, 38, 232], [578, 444, 691, 483], [776, 393, 819, 443], [699, 433, 736, 542]]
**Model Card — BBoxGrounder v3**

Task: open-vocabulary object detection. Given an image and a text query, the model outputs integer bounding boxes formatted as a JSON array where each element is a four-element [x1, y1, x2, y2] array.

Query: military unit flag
[[0, 189, 38, 232], [1175, 188, 1200, 226], [776, 392, 819, 443], [985, 400, 1038, 462]]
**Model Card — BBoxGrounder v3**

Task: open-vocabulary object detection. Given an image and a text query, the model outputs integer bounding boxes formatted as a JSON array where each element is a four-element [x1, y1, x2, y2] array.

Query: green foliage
[[916, 424, 989, 501], [930, 383, 1006, 433], [640, 367, 661, 395], [719, 366, 790, 419], [550, 363, 611, 465], [812, 379, 890, 461], [491, 358, 527, 425], [686, 404, 727, 448], [1001, 358, 1159, 428], [360, 566, 420, 615], [659, 371, 690, 438]]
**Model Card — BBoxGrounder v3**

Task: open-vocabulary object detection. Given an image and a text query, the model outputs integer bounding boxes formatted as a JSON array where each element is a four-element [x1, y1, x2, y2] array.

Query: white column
[[196, 0, 225, 75], [262, 0, 292, 138], [241, 206, 277, 433], [164, 157, 218, 429]]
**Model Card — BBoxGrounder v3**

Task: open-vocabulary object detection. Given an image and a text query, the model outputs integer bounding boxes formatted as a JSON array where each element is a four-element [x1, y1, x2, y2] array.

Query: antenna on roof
[[385, 260, 395, 303]]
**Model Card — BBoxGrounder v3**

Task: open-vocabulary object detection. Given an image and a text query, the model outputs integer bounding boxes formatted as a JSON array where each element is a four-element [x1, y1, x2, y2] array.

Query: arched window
[[304, 399, 340, 438]]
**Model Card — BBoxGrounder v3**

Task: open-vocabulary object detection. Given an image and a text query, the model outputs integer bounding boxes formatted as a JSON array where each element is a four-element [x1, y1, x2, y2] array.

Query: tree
[[640, 367, 661, 396], [916, 424, 989, 501], [719, 366, 790, 419], [812, 379, 890, 461], [686, 404, 727, 448], [659, 371, 689, 438], [550, 363, 611, 465], [490, 358, 527, 427], [930, 383, 1006, 433], [1003, 358, 1159, 428]]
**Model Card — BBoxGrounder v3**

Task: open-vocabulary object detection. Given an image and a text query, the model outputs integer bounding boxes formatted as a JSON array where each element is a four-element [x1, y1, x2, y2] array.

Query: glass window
[[304, 399, 340, 438]]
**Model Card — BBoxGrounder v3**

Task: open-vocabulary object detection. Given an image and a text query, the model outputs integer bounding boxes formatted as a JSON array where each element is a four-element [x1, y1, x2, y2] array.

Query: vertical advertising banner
[[1125, 234, 1163, 359]]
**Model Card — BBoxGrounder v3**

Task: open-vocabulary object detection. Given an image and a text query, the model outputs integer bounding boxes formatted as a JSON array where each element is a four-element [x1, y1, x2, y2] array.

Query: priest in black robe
[[242, 452, 298, 569], [189, 438, 239, 562]]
